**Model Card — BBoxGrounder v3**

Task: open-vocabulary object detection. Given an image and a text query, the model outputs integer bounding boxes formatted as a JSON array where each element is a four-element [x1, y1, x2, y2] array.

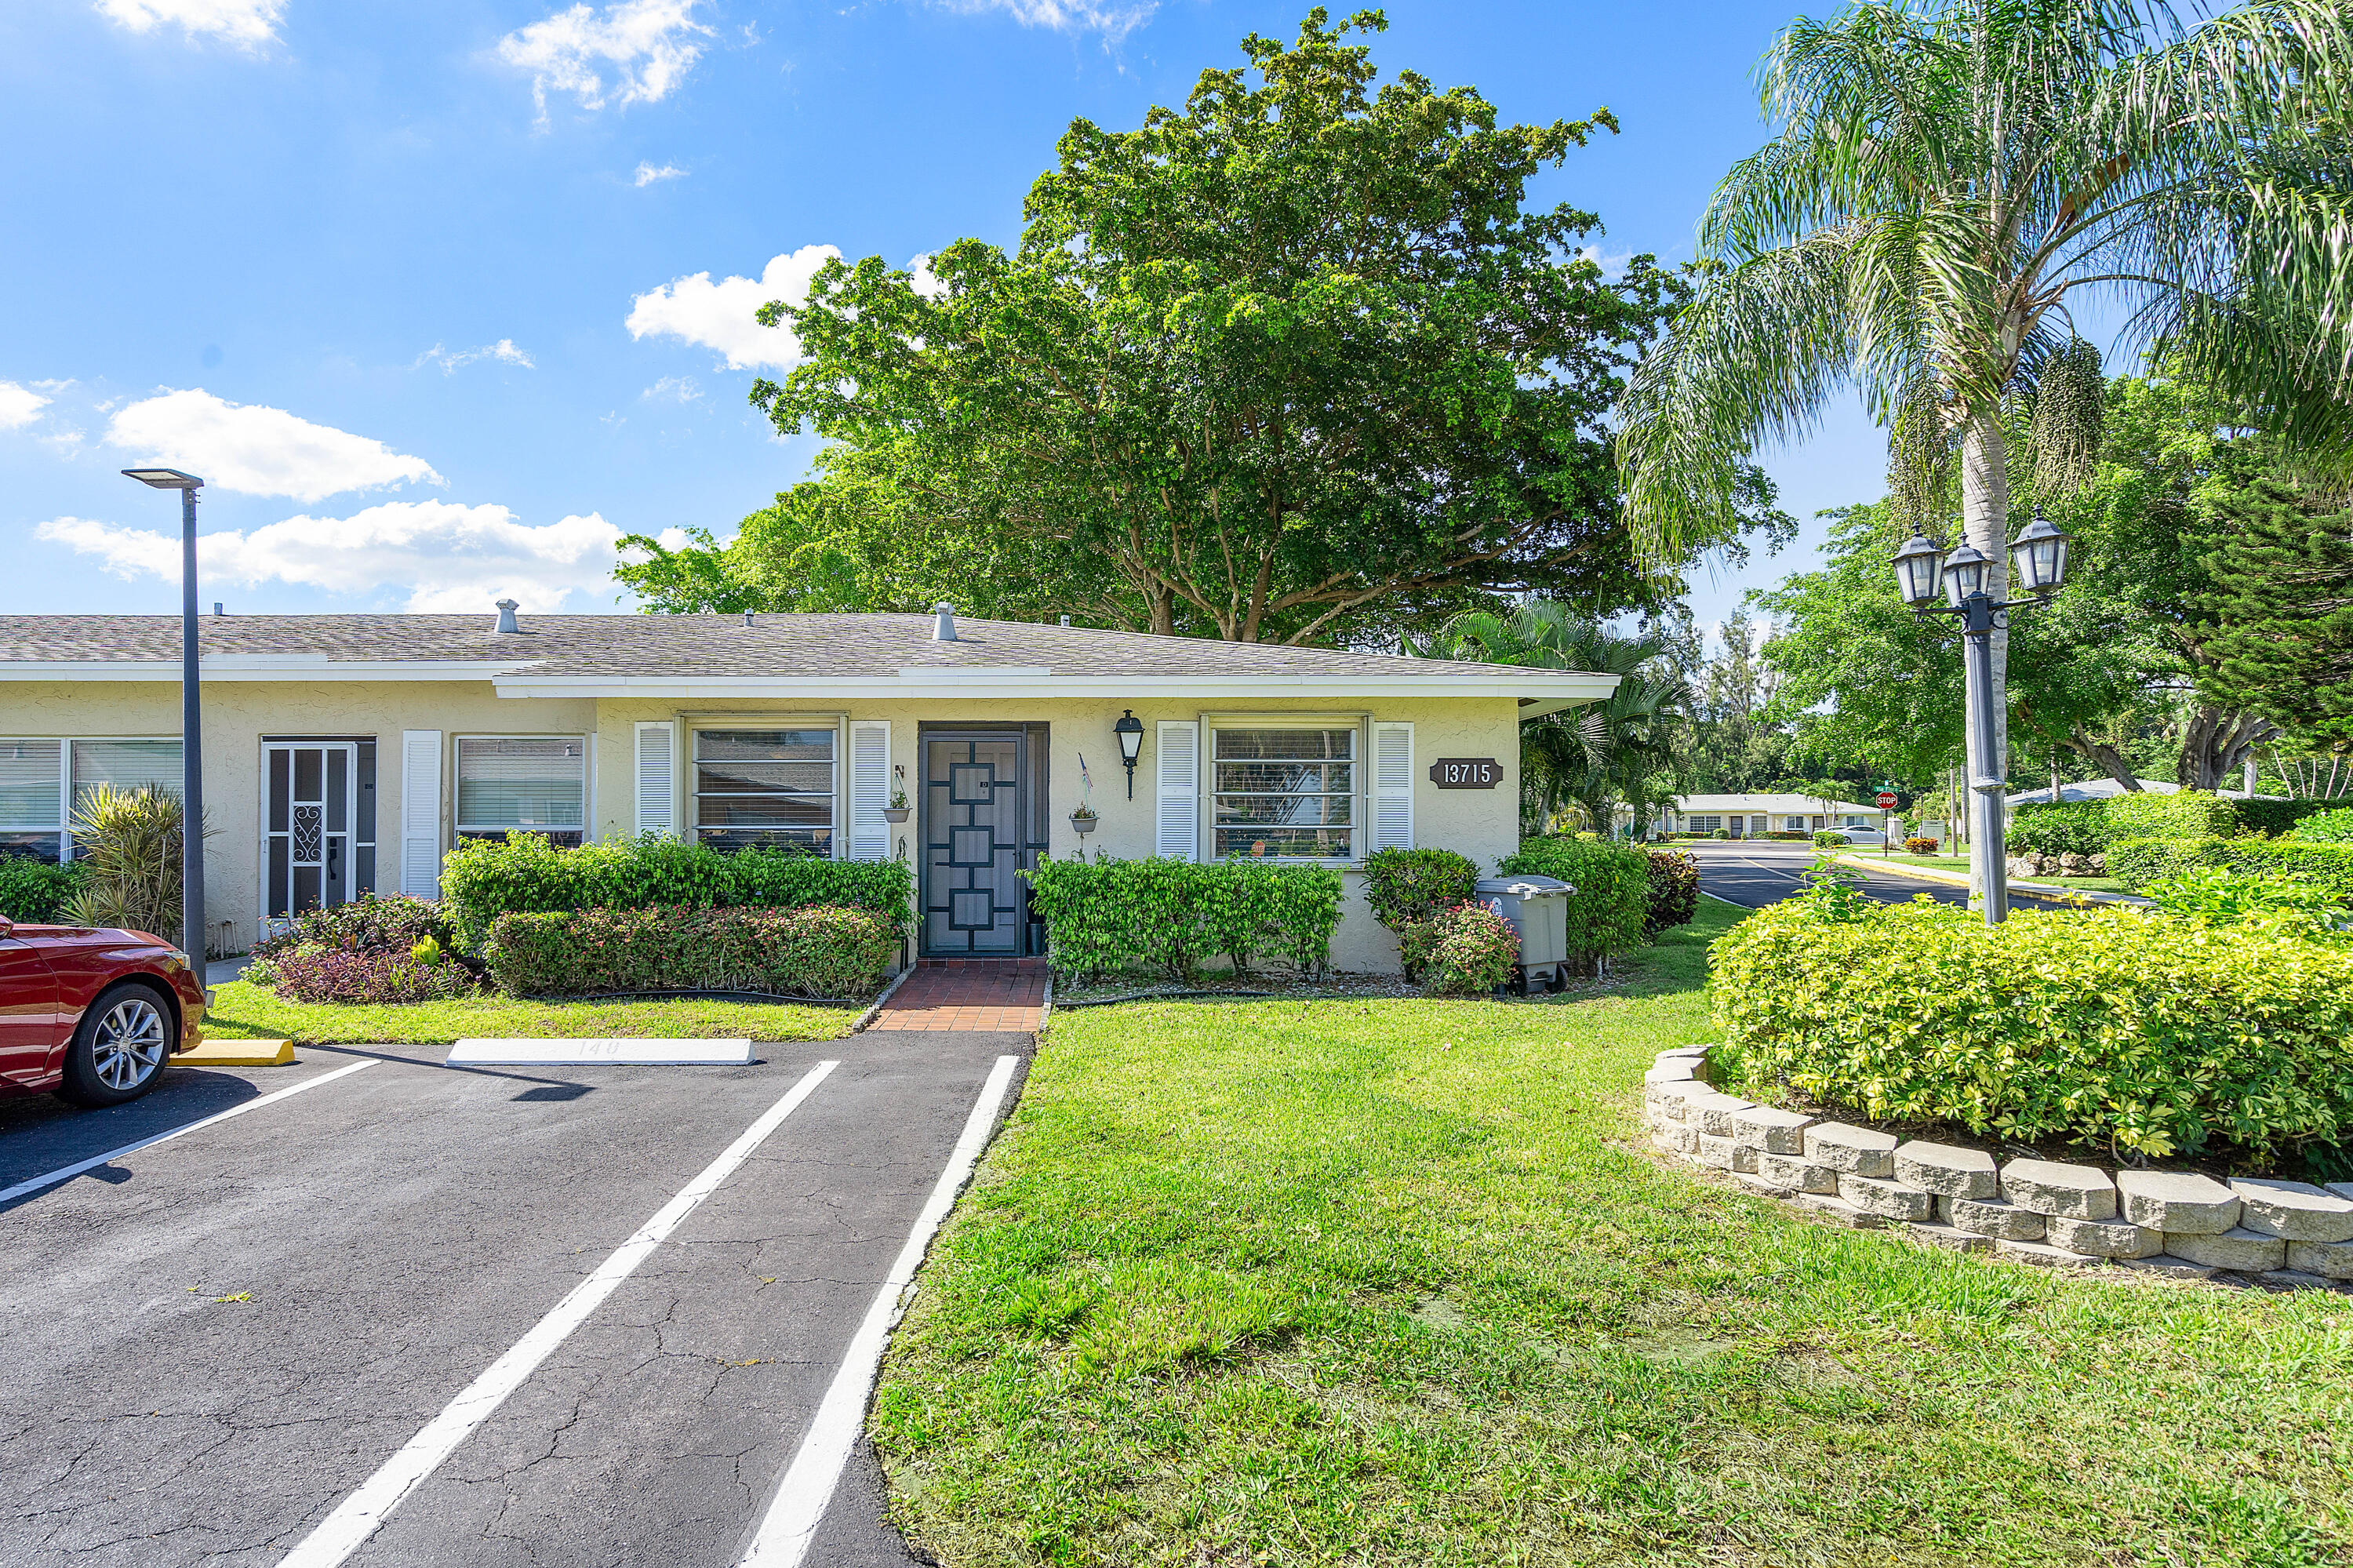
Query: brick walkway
[[867, 960, 1047, 1032]]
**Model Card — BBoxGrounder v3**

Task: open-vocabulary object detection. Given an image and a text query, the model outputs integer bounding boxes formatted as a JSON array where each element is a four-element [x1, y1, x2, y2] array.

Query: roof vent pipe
[[932, 602, 958, 642], [744, 609, 755, 628], [494, 598, 522, 635]]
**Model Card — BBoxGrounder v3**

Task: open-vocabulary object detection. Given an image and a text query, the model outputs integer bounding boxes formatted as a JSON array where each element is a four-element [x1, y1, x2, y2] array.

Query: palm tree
[[1617, 0, 2353, 897], [1417, 603, 1692, 835]]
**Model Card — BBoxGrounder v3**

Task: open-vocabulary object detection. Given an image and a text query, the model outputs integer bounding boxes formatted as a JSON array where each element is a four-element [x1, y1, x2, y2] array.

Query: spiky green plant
[[1618, 0, 2353, 901], [64, 785, 199, 947]]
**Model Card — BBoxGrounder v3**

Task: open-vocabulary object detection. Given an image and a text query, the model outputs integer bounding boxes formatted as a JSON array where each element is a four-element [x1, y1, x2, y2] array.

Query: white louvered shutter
[[848, 720, 889, 860], [1155, 719, 1198, 861], [634, 721, 677, 839], [1372, 721, 1414, 853], [400, 730, 443, 898]]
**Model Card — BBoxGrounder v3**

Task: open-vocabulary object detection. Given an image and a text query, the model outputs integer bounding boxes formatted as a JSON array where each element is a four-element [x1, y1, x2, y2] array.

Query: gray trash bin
[[1475, 875, 1574, 994]]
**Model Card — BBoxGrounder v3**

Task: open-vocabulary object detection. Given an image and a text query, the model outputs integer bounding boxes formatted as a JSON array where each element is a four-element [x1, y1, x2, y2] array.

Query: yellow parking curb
[[173, 1039, 296, 1068]]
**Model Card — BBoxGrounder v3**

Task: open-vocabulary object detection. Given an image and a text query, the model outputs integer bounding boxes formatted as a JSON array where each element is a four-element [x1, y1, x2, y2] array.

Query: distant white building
[[2003, 777, 2252, 812], [1652, 792, 1886, 840]]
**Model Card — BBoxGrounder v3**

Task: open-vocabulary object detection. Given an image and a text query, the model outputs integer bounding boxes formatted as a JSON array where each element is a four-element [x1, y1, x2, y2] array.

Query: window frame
[[452, 733, 592, 848], [1202, 716, 1367, 866], [688, 720, 844, 859], [0, 736, 187, 864]]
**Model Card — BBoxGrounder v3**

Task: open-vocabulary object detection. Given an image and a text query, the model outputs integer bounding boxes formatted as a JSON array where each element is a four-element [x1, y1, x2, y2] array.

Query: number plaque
[[1428, 758, 1502, 789]]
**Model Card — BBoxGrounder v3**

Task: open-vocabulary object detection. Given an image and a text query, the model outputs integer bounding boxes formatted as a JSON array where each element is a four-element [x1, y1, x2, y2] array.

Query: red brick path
[[868, 959, 1046, 1032]]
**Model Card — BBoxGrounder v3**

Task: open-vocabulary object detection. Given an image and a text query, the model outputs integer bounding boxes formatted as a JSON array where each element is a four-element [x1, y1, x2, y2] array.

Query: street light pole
[[122, 468, 206, 959], [1957, 588, 2009, 921]]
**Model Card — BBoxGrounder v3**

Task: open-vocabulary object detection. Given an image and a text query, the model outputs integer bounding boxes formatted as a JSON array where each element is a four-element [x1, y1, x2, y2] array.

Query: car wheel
[[58, 983, 176, 1107]]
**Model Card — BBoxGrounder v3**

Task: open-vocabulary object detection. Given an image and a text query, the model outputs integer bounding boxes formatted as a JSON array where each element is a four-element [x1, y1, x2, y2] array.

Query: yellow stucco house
[[0, 605, 1616, 971]]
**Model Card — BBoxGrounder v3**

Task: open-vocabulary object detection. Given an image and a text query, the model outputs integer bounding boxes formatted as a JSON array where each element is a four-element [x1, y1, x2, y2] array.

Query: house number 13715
[[1428, 758, 1501, 788]]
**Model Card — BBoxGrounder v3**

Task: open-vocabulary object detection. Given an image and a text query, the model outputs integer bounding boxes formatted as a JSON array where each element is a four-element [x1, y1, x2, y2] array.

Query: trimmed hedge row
[[1711, 899, 2353, 1159], [1024, 857, 1342, 982], [2013, 790, 2353, 856], [0, 856, 87, 923], [2289, 807, 2353, 843], [1496, 837, 1649, 966], [2108, 835, 2353, 897], [438, 832, 914, 946], [484, 904, 896, 999], [2242, 796, 2353, 837]]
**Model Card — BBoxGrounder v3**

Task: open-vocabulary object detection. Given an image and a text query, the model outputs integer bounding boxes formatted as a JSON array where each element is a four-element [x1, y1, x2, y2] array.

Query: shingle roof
[[0, 611, 1592, 693]]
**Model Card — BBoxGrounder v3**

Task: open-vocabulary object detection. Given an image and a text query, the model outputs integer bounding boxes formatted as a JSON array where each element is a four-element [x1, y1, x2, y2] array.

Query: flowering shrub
[[485, 904, 897, 999], [1402, 902, 1518, 995], [267, 948, 475, 1004], [1904, 836, 1940, 854], [1711, 899, 2353, 1158]]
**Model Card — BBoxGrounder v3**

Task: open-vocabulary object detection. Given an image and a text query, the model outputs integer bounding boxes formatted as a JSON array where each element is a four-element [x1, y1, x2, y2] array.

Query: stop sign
[[1875, 791, 1898, 808]]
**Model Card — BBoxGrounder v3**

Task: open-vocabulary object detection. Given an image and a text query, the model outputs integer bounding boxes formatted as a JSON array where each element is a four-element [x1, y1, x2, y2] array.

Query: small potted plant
[[883, 789, 911, 824], [1069, 802, 1097, 835]]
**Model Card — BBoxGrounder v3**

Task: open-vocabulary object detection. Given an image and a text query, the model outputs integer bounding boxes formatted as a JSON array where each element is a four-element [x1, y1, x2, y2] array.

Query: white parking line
[[739, 1052, 1022, 1568], [280, 1057, 842, 1568], [0, 1059, 378, 1208]]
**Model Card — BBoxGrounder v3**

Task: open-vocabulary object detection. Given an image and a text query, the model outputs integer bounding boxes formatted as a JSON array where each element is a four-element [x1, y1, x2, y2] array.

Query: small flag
[[1078, 752, 1093, 791]]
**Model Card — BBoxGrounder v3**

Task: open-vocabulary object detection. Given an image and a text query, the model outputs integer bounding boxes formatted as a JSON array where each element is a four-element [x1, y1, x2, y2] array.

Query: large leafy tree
[[2193, 478, 2353, 752], [708, 9, 1782, 646], [1617, 0, 2353, 890]]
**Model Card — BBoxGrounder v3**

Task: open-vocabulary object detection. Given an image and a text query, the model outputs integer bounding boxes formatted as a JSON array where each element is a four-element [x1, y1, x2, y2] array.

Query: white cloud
[[634, 161, 687, 187], [497, 0, 711, 121], [38, 500, 627, 613], [104, 389, 442, 504], [624, 244, 841, 370], [415, 340, 536, 373], [642, 376, 701, 402], [940, 0, 1154, 42], [93, 0, 282, 46], [0, 382, 50, 431], [907, 253, 948, 300]]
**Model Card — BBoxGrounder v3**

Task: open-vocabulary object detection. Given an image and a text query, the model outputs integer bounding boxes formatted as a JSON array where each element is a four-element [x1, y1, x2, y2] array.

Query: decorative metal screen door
[[921, 732, 1025, 955], [265, 743, 357, 922]]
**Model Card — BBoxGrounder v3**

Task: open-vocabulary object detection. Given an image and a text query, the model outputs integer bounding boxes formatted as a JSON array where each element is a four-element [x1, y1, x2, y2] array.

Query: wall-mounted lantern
[[1113, 710, 1145, 799]]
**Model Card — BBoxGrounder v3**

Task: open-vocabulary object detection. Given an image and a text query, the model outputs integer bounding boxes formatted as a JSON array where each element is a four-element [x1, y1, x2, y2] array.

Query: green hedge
[[1023, 857, 1342, 982], [1360, 847, 1479, 931], [1495, 837, 1649, 966], [1642, 849, 1698, 939], [2242, 796, 2353, 837], [2012, 791, 2242, 855], [2007, 802, 2109, 857], [2286, 806, 2353, 843], [1710, 900, 2353, 1159], [0, 856, 87, 923], [2108, 835, 2353, 897], [438, 832, 913, 947], [484, 904, 896, 999]]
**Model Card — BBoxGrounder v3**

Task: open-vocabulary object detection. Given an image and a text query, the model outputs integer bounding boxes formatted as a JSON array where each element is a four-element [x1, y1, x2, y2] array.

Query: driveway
[[0, 1031, 1027, 1567], [1682, 840, 2080, 913]]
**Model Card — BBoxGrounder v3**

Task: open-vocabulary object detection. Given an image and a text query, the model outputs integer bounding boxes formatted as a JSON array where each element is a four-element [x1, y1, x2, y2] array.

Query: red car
[[0, 916, 207, 1106]]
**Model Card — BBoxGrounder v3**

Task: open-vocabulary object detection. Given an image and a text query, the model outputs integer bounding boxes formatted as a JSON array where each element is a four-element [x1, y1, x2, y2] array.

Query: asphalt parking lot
[[0, 1031, 1028, 1568], [1683, 839, 2087, 913]]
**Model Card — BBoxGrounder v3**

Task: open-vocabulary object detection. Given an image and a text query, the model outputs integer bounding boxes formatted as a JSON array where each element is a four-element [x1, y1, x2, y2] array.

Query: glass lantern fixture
[[2009, 508, 2071, 596], [1893, 533, 1945, 607], [1113, 708, 1145, 799], [1940, 541, 1993, 607]]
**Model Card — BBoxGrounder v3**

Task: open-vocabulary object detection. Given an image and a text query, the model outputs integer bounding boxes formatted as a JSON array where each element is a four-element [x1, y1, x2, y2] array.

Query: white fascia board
[[0, 659, 540, 682], [490, 671, 1624, 703]]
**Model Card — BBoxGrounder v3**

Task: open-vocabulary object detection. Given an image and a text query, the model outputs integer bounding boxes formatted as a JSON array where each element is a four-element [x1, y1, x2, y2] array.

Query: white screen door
[[266, 742, 360, 922]]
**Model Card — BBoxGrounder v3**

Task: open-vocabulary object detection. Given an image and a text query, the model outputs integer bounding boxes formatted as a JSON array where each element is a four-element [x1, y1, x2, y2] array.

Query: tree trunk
[[1958, 412, 2011, 905], [2179, 706, 2279, 791]]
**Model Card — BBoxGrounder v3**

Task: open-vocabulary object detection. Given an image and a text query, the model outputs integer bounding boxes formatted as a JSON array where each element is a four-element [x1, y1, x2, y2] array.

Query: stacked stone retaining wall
[[1644, 1049, 2353, 1290]]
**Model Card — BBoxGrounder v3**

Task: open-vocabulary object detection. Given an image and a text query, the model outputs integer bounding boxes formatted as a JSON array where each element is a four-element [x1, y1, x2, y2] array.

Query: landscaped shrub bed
[[249, 893, 478, 1004], [1024, 857, 1342, 982], [1496, 836, 1648, 968], [438, 832, 914, 946], [1710, 900, 2353, 1158], [2289, 806, 2353, 842], [1641, 847, 1698, 938], [1401, 901, 1518, 995], [0, 856, 86, 923], [1359, 847, 1478, 931], [2007, 802, 2109, 857], [2241, 795, 2353, 837], [2107, 835, 2353, 897], [484, 904, 897, 999]]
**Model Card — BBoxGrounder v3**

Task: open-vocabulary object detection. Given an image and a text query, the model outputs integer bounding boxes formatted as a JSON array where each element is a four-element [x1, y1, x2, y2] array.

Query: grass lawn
[[201, 980, 853, 1045], [876, 899, 2353, 1566]]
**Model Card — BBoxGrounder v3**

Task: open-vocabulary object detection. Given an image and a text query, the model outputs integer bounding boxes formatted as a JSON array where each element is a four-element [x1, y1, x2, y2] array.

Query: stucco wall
[[2, 681, 1522, 971]]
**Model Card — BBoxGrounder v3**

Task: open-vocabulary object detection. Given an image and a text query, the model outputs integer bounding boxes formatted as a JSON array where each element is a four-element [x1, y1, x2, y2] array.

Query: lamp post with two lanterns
[[1891, 511, 2071, 925]]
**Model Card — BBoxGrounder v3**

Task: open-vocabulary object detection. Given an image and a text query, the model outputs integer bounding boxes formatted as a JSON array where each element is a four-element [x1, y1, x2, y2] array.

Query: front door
[[921, 731, 1031, 957], [264, 743, 358, 922]]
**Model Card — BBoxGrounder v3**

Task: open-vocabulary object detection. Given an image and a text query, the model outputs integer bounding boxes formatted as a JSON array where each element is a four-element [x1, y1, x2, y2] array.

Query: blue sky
[[0, 0, 1889, 635]]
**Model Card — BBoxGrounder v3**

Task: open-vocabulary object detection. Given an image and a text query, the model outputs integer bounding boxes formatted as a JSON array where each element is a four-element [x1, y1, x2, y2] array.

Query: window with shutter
[[848, 720, 889, 860], [634, 722, 677, 839], [1371, 721, 1413, 853], [1155, 719, 1198, 861], [400, 730, 442, 898]]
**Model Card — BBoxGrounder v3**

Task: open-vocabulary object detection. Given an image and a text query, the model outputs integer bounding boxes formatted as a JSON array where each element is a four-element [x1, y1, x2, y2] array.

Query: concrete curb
[[848, 966, 915, 1034], [1832, 852, 2148, 908]]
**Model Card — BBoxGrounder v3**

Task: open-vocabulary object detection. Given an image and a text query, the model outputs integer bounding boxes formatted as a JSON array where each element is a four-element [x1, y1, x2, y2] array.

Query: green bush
[[2008, 802, 2110, 857], [1642, 848, 1699, 938], [2143, 866, 2351, 933], [2287, 806, 2353, 843], [438, 832, 914, 948], [1710, 900, 2353, 1159], [1904, 836, 1940, 854], [485, 904, 896, 999], [1360, 848, 1479, 933], [267, 948, 476, 1004], [1495, 837, 1649, 969], [0, 855, 87, 923], [1022, 857, 1343, 982], [1811, 830, 1849, 849], [2013, 790, 2243, 857], [1414, 902, 1518, 996], [2241, 796, 2353, 837], [2108, 835, 2353, 897]]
